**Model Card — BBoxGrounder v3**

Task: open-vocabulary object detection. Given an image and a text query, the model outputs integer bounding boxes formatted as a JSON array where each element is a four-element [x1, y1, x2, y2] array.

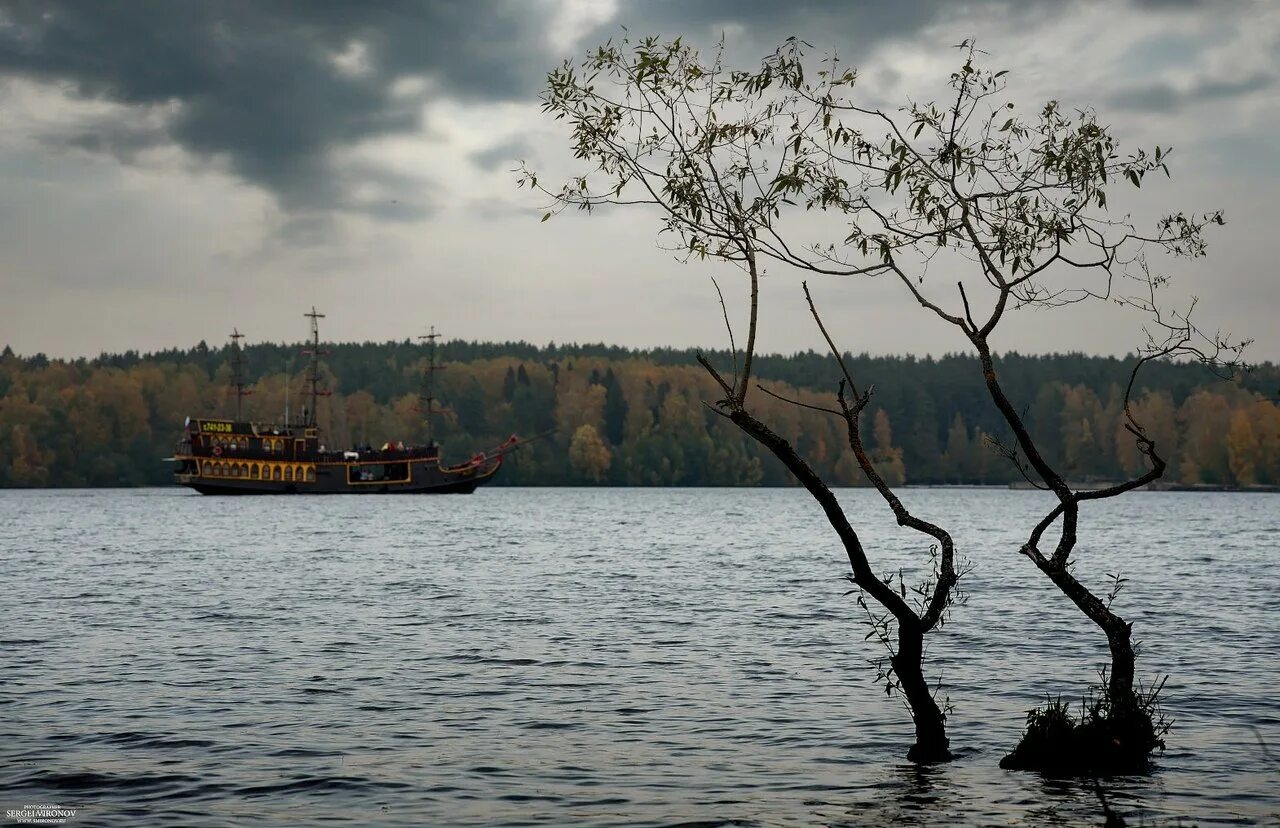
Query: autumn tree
[[1246, 400, 1280, 484], [1061, 386, 1106, 480], [871, 409, 906, 486], [569, 423, 612, 482], [1179, 389, 1234, 484], [1116, 390, 1177, 478], [1226, 409, 1261, 485], [8, 423, 49, 486]]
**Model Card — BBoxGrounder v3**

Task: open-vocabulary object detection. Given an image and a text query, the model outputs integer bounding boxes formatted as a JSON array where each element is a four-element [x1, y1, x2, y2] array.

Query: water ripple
[[0, 487, 1276, 825]]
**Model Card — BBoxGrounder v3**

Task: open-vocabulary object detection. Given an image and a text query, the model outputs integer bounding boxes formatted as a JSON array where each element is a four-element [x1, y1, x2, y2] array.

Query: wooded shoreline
[[2, 341, 1276, 489]]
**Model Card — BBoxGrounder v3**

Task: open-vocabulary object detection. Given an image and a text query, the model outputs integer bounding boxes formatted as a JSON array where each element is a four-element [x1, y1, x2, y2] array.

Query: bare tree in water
[[522, 35, 965, 763], [746, 38, 1248, 771], [528, 34, 1251, 772]]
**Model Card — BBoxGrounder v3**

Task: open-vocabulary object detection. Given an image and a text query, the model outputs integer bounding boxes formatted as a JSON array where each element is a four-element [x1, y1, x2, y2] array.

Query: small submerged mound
[[907, 740, 954, 765], [1000, 688, 1169, 775]]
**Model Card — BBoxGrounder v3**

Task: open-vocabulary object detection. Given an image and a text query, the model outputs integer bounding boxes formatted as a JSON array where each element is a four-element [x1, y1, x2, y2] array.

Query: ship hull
[[174, 456, 501, 495], [178, 477, 485, 495]]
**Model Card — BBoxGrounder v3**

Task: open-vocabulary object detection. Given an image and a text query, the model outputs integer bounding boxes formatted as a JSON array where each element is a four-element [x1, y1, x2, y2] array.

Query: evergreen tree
[[502, 366, 517, 402], [602, 368, 628, 445]]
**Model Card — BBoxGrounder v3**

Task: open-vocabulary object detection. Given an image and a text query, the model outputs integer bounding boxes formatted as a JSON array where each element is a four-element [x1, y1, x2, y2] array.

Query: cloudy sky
[[0, 0, 1276, 361]]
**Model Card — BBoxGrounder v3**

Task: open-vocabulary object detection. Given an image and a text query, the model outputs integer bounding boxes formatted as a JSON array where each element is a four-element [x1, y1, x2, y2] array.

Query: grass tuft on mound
[[1000, 679, 1170, 775]]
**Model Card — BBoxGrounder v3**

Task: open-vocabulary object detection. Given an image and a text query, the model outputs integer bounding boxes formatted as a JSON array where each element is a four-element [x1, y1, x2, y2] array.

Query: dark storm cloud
[[0, 0, 988, 221], [0, 0, 1245, 221], [0, 1, 555, 217], [595, 0, 950, 58]]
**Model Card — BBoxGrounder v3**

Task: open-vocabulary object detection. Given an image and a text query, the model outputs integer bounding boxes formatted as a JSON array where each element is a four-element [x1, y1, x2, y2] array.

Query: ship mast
[[301, 307, 330, 428], [418, 326, 449, 446], [228, 328, 252, 421]]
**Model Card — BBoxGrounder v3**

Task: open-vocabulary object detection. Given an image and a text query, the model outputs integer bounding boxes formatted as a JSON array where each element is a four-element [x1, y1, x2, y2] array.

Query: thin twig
[[708, 273, 740, 395], [755, 383, 843, 416]]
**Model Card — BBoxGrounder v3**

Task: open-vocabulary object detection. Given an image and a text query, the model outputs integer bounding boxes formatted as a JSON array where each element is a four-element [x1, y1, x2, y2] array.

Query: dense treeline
[[1, 341, 1277, 488]]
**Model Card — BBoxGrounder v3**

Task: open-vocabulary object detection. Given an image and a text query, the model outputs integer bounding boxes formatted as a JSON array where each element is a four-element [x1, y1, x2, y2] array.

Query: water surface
[[1, 488, 1276, 825]]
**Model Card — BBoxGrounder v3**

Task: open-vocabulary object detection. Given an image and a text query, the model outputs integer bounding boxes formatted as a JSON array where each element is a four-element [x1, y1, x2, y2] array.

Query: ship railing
[[315, 447, 439, 463]]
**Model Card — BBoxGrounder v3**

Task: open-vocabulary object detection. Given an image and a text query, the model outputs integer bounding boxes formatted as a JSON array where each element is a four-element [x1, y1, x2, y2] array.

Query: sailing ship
[[172, 309, 519, 495]]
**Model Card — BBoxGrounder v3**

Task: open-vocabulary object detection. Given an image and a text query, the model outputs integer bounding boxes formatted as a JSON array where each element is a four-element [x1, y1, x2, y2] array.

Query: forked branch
[[803, 282, 960, 630]]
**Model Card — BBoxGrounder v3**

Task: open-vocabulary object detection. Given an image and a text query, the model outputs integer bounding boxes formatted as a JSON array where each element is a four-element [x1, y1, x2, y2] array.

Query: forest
[[1, 339, 1277, 489]]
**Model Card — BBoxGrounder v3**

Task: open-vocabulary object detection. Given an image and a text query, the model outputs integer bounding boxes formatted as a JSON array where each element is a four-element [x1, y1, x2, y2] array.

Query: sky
[[0, 0, 1276, 361]]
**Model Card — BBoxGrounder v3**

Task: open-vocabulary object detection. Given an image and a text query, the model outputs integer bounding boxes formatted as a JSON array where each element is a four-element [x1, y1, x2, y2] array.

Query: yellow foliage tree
[[1249, 400, 1280, 483], [1178, 390, 1233, 484], [1116, 390, 1177, 476], [568, 423, 612, 482], [9, 424, 48, 486], [1227, 409, 1260, 485], [872, 409, 907, 486]]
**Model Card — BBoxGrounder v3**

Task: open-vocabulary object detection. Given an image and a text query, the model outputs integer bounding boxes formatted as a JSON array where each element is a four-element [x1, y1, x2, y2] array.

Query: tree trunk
[[720, 405, 954, 763], [895, 621, 952, 763], [1105, 618, 1137, 713], [1035, 556, 1140, 713]]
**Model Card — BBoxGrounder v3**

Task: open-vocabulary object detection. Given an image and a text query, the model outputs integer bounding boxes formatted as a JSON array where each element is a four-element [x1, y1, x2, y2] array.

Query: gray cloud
[[0, 0, 1195, 221], [0, 1, 557, 218], [470, 137, 534, 173], [1129, 0, 1211, 8], [60, 117, 171, 162], [0, 0, 962, 223], [0, 0, 1274, 361], [0, 0, 1040, 223], [1108, 72, 1275, 113], [587, 0, 951, 60], [1196, 74, 1275, 101]]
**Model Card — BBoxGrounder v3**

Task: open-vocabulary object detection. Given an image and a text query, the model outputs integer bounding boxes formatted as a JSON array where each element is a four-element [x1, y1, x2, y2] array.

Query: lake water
[[1, 487, 1276, 826]]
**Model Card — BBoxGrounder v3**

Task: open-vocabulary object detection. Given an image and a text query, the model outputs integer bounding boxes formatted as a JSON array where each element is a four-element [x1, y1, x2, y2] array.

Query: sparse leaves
[[526, 32, 1249, 766]]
